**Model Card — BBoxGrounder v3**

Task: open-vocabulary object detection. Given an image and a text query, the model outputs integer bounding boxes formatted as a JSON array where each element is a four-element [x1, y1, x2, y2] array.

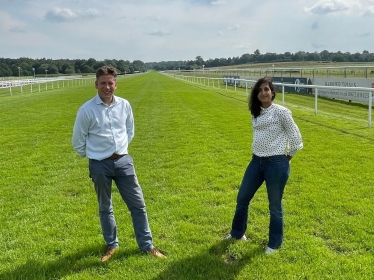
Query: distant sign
[[312, 78, 374, 102], [271, 77, 311, 94]]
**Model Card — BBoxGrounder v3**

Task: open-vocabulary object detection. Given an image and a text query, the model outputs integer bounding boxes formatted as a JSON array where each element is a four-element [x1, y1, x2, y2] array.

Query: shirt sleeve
[[72, 107, 89, 157], [126, 103, 135, 143], [282, 109, 303, 156]]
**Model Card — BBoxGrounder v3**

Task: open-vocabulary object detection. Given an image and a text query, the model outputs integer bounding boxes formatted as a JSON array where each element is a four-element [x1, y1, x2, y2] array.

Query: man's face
[[95, 74, 117, 104]]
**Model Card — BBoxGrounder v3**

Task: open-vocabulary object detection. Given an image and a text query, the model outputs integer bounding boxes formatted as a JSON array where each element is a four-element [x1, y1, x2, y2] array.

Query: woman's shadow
[[152, 240, 263, 280]]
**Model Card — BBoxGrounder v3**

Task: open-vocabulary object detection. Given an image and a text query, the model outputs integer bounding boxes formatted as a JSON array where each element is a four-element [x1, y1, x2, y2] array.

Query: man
[[72, 65, 166, 262]]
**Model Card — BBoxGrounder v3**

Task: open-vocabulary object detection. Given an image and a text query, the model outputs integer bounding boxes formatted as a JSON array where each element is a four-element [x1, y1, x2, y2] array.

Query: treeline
[[148, 50, 374, 71], [1, 49, 374, 77], [0, 57, 147, 77]]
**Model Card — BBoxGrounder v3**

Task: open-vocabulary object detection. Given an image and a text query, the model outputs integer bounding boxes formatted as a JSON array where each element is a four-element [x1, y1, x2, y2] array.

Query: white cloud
[[145, 29, 171, 36], [228, 24, 240, 30], [304, 0, 350, 15], [234, 43, 251, 49], [303, 0, 374, 16], [9, 27, 27, 33], [0, 11, 25, 32], [45, 8, 76, 22], [363, 6, 374, 15], [145, 16, 166, 22], [211, 0, 226, 5], [45, 7, 100, 22]]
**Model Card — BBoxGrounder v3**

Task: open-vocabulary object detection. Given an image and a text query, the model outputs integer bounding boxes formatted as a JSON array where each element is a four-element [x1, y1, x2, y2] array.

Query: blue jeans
[[230, 154, 290, 249], [89, 155, 153, 252]]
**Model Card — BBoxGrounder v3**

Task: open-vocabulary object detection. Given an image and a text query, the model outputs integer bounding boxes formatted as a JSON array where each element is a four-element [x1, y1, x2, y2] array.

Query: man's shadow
[[1, 241, 263, 280], [152, 240, 263, 280], [0, 245, 139, 280]]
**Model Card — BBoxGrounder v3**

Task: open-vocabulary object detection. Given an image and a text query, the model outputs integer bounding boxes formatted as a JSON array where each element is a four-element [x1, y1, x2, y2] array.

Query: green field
[[0, 72, 373, 280]]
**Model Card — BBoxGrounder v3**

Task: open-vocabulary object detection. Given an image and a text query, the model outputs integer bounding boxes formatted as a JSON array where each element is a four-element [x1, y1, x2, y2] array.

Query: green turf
[[0, 72, 373, 279]]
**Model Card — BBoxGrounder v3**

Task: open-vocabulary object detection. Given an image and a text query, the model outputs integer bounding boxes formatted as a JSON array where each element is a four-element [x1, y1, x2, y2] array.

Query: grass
[[0, 71, 373, 279]]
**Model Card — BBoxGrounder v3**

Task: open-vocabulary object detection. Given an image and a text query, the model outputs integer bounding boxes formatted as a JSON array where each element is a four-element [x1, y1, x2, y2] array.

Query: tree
[[116, 60, 130, 74], [48, 64, 59, 74], [294, 51, 306, 61], [64, 67, 75, 74], [253, 49, 261, 62], [320, 50, 330, 61], [239, 53, 251, 64], [0, 63, 12, 76], [195, 56, 204, 66], [132, 60, 146, 72], [37, 64, 49, 75], [331, 52, 347, 62], [86, 58, 96, 67], [284, 52, 292, 59], [81, 65, 94, 73]]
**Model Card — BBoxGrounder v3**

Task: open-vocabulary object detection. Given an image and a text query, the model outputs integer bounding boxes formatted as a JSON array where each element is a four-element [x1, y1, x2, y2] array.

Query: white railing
[[163, 73, 374, 128], [0, 76, 96, 95]]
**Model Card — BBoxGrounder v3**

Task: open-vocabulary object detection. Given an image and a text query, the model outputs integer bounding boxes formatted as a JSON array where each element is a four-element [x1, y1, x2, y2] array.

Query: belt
[[108, 153, 125, 160], [253, 154, 285, 159]]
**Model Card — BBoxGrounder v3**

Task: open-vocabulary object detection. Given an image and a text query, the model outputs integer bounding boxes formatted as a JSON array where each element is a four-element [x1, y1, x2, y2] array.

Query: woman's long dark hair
[[249, 77, 276, 118]]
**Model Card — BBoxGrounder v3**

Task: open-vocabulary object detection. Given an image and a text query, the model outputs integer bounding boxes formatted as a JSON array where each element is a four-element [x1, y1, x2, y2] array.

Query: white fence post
[[369, 91, 372, 128], [315, 88, 318, 115]]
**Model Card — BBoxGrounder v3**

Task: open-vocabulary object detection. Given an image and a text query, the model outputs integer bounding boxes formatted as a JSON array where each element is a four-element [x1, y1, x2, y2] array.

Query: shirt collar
[[260, 103, 274, 113], [94, 94, 117, 106]]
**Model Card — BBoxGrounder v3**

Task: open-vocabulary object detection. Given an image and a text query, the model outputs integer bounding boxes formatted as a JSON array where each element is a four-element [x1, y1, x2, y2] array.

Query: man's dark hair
[[96, 65, 117, 79]]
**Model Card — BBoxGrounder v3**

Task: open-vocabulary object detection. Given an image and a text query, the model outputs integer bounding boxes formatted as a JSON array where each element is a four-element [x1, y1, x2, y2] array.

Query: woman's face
[[257, 82, 274, 108]]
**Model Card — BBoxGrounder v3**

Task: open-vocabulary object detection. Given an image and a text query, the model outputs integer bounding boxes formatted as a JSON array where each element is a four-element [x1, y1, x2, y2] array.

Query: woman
[[225, 77, 303, 254]]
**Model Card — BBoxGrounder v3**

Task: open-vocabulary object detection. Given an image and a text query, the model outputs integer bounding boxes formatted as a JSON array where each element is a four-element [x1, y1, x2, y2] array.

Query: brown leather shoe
[[148, 247, 167, 258], [101, 247, 118, 262]]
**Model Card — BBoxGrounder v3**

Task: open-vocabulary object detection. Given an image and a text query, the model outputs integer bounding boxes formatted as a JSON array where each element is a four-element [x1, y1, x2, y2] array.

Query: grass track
[[0, 72, 373, 279]]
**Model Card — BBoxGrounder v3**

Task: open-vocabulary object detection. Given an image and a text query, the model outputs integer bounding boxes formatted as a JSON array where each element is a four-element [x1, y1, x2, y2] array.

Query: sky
[[1, 0, 373, 63]]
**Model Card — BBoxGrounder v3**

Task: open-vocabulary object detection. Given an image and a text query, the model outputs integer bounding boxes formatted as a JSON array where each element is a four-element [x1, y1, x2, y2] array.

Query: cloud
[[211, 0, 226, 5], [228, 24, 240, 30], [234, 43, 251, 49], [146, 15, 166, 22], [363, 6, 374, 16], [304, 0, 350, 15], [9, 27, 27, 33], [45, 7, 100, 22], [45, 8, 77, 22], [311, 20, 319, 29], [217, 31, 223, 36], [357, 32, 371, 37], [145, 29, 171, 36], [312, 42, 326, 48]]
